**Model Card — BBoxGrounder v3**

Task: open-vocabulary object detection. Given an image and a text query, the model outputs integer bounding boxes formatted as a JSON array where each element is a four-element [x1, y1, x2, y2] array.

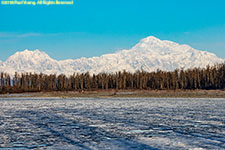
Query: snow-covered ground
[[0, 98, 224, 150]]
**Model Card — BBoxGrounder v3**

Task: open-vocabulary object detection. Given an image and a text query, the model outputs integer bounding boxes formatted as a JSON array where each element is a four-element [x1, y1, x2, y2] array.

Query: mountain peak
[[7, 49, 50, 61], [5, 49, 55, 70], [23, 49, 40, 53], [135, 36, 176, 50], [143, 36, 160, 40], [17, 49, 46, 56], [140, 36, 161, 43]]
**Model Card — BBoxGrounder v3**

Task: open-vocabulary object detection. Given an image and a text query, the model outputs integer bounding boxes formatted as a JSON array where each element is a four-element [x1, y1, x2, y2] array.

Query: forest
[[0, 63, 224, 94]]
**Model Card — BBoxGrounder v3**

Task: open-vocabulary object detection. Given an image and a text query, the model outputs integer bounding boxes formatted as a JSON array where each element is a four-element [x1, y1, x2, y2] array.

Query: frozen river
[[0, 97, 224, 150]]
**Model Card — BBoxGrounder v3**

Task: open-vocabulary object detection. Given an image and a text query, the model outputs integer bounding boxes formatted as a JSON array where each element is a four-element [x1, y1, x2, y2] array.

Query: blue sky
[[0, 0, 225, 61]]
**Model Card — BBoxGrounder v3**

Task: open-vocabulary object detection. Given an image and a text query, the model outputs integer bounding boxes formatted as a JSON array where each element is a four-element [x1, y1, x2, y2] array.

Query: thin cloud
[[0, 32, 42, 38], [17, 33, 42, 38]]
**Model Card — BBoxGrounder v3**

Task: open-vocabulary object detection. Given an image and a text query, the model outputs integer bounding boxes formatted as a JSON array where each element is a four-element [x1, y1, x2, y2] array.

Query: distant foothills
[[0, 63, 224, 94]]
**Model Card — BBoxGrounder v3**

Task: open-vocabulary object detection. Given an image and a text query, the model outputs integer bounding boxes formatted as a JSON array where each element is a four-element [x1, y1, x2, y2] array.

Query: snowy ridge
[[0, 36, 224, 75]]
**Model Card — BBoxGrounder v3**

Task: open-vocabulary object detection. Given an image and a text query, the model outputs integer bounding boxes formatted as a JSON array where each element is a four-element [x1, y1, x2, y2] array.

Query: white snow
[[0, 97, 224, 149], [0, 36, 224, 75]]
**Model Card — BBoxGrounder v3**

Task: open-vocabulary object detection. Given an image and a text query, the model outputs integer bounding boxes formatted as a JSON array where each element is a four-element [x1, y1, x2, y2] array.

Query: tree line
[[0, 63, 224, 94]]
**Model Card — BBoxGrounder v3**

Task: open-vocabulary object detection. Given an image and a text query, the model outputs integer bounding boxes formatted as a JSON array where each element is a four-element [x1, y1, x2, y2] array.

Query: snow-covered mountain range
[[0, 36, 224, 75]]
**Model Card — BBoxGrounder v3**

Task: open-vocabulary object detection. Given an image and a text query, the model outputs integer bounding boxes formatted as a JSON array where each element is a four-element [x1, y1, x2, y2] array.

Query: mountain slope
[[0, 36, 224, 75]]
